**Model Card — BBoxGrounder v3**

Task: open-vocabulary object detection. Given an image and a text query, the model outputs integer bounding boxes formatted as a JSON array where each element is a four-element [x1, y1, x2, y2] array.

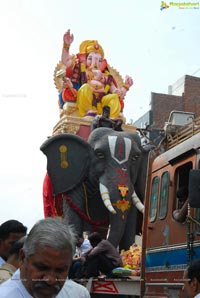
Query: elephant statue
[[41, 127, 152, 251]]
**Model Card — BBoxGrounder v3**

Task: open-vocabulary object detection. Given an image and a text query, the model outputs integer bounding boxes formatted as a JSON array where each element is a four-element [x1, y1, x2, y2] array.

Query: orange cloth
[[62, 88, 77, 102]]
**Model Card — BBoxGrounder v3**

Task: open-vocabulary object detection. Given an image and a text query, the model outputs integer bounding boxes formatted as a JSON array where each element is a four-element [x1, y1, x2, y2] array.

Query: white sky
[[0, 0, 199, 231]]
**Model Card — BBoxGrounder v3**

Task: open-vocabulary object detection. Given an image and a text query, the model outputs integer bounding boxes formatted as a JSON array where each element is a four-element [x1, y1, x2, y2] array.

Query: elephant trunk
[[132, 192, 144, 214], [99, 183, 117, 214]]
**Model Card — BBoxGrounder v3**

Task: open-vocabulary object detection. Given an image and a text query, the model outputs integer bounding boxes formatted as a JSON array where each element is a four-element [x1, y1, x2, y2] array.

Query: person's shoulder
[[0, 268, 12, 284], [57, 279, 90, 298], [103, 239, 116, 248], [0, 269, 27, 298], [103, 239, 111, 245], [81, 239, 92, 248], [96, 239, 109, 249], [82, 239, 90, 246], [0, 257, 5, 266], [65, 279, 88, 290], [0, 262, 16, 273], [0, 278, 20, 298], [81, 239, 92, 251]]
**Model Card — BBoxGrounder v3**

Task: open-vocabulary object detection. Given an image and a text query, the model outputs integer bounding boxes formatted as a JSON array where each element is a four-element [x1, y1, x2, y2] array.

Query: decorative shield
[[40, 134, 91, 195]]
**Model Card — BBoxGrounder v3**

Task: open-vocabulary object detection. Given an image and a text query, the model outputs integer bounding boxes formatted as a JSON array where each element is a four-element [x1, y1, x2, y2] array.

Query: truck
[[45, 110, 200, 298], [140, 111, 200, 298]]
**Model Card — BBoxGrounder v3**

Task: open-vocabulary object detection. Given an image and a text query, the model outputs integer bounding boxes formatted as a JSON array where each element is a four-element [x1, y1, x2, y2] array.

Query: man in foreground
[[0, 217, 84, 298]]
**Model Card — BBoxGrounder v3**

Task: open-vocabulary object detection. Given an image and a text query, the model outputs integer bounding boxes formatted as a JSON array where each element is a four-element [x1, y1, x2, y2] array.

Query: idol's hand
[[63, 29, 74, 47], [124, 75, 133, 88]]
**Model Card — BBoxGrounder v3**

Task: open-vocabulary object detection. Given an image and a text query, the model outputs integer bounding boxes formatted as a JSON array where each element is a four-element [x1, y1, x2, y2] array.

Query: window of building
[[159, 171, 169, 220], [149, 176, 159, 222]]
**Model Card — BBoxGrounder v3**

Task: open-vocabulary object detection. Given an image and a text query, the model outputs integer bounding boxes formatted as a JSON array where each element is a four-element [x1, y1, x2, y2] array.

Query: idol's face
[[86, 52, 103, 70]]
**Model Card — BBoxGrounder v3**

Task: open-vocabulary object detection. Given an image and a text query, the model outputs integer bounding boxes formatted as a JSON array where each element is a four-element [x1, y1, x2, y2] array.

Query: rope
[[83, 183, 91, 220], [187, 215, 200, 226], [64, 194, 109, 226], [186, 210, 196, 265]]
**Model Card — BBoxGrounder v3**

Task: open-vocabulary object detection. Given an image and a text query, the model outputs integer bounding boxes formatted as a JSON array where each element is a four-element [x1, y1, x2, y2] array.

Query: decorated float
[[41, 29, 150, 297], [40, 29, 200, 298]]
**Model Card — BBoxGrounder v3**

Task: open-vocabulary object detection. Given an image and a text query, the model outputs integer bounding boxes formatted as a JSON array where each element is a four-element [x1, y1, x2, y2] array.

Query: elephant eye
[[95, 150, 105, 159]]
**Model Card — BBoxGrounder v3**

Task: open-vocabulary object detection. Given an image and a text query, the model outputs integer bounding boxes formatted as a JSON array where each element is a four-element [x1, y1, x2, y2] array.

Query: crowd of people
[[0, 217, 200, 297], [0, 218, 122, 297], [0, 218, 90, 298]]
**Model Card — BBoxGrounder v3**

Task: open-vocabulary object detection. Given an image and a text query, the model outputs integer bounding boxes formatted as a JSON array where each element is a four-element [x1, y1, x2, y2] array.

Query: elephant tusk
[[132, 192, 144, 214], [99, 183, 117, 214]]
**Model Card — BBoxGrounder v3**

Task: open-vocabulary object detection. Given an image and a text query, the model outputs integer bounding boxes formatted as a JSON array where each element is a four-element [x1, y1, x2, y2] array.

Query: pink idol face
[[86, 52, 103, 70]]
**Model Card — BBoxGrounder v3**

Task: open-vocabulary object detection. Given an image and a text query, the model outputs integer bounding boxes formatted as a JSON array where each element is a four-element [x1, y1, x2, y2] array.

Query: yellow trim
[[63, 42, 70, 51], [83, 183, 91, 220], [104, 84, 110, 94], [81, 63, 86, 72]]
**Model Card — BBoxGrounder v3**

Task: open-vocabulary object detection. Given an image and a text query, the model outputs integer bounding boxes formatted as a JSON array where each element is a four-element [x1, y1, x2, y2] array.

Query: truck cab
[[142, 112, 200, 298]]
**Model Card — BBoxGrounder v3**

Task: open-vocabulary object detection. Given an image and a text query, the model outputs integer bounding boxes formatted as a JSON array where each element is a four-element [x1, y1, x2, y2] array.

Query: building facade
[[133, 75, 200, 142]]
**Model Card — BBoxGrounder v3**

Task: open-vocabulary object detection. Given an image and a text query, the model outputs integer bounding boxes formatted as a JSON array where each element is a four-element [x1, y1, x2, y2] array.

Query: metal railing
[[167, 116, 200, 149]]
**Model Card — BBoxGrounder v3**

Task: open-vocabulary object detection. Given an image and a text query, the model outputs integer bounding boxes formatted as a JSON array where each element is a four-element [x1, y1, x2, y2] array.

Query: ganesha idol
[[54, 29, 133, 122]]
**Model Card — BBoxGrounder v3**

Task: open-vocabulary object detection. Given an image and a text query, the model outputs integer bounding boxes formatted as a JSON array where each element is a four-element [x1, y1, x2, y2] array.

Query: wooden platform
[[52, 114, 137, 140], [75, 277, 141, 296]]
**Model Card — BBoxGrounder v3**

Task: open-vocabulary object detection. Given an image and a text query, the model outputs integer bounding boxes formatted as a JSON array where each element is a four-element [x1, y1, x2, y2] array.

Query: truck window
[[174, 162, 192, 211], [159, 171, 169, 219], [149, 176, 159, 222]]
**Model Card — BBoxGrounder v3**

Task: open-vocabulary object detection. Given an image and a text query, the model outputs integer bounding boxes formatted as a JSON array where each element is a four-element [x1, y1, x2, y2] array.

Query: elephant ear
[[40, 134, 91, 195]]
